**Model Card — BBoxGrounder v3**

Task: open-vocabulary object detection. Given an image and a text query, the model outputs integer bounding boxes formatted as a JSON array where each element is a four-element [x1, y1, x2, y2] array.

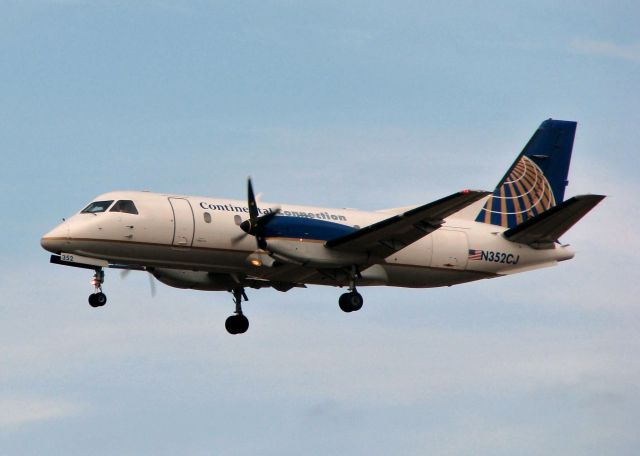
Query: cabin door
[[168, 198, 195, 247]]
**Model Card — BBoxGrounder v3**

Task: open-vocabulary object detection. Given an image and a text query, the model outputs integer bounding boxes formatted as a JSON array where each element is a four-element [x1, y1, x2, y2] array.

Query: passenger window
[[81, 200, 114, 213], [203, 212, 212, 223], [110, 200, 139, 215]]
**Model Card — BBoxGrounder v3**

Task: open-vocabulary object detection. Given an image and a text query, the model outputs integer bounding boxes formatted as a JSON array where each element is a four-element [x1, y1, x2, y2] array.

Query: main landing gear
[[225, 287, 250, 335], [338, 265, 364, 313], [88, 268, 107, 308]]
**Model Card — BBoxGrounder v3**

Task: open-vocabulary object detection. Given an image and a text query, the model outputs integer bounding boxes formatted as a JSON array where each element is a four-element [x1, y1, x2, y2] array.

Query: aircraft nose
[[40, 222, 70, 254]]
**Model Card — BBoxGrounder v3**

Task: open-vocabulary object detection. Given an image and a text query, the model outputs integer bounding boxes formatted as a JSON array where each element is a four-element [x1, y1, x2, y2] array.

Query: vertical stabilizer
[[475, 119, 577, 228]]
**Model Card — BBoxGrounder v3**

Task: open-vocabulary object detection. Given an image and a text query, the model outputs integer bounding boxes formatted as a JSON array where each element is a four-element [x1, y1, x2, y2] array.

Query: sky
[[1, 1, 639, 454]]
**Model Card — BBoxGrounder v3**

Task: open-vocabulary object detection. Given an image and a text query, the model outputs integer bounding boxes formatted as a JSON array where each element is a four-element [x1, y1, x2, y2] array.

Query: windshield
[[110, 200, 139, 215], [81, 200, 114, 214]]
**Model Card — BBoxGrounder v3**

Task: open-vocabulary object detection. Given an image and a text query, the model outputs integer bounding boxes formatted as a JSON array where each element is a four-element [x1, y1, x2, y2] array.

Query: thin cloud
[[570, 38, 640, 63], [0, 396, 86, 430]]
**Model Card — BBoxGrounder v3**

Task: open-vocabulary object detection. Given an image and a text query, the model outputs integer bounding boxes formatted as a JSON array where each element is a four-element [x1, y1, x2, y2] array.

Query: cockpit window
[[110, 200, 139, 215], [81, 200, 114, 213]]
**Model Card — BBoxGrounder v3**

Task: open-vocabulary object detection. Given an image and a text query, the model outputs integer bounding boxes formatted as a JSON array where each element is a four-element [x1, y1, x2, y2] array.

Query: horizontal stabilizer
[[503, 194, 605, 248], [326, 190, 490, 258]]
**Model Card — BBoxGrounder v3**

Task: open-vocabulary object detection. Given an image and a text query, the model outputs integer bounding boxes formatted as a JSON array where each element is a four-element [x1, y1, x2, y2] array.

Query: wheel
[[225, 314, 250, 335], [225, 316, 238, 334], [94, 292, 107, 306], [348, 291, 364, 311], [236, 314, 249, 333], [88, 292, 107, 308], [339, 293, 353, 313], [225, 316, 237, 334], [339, 291, 364, 312]]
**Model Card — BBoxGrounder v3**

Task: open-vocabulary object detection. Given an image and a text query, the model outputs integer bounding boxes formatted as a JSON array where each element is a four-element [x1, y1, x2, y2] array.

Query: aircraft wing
[[325, 190, 490, 258]]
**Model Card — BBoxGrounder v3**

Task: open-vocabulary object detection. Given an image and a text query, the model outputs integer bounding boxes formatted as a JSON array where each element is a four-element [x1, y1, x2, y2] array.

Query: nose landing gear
[[225, 287, 250, 335], [88, 268, 107, 308]]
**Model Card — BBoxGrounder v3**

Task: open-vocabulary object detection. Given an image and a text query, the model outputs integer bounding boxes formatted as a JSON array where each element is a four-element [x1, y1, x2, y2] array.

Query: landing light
[[246, 252, 275, 267]]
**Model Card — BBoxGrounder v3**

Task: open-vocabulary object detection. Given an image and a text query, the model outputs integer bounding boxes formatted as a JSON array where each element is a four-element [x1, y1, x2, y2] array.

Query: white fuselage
[[41, 191, 575, 290]]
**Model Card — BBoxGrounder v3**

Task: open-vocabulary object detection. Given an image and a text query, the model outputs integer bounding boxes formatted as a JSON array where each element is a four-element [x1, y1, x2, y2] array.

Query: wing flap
[[325, 190, 490, 257], [503, 194, 605, 248]]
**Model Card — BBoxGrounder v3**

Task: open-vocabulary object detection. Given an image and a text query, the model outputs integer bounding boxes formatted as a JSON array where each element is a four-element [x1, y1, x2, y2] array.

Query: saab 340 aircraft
[[41, 119, 604, 334]]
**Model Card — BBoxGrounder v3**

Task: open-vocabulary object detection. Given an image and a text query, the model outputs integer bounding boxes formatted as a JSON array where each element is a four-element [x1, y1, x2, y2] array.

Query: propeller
[[236, 178, 280, 250], [120, 268, 157, 298]]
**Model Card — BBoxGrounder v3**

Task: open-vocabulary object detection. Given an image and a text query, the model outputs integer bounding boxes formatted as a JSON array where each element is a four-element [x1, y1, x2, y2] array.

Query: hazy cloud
[[570, 38, 640, 63], [0, 396, 86, 430]]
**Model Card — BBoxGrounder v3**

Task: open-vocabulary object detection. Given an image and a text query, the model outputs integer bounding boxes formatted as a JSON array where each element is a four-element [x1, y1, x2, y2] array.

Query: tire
[[349, 292, 363, 311], [339, 293, 353, 313], [94, 292, 107, 307], [225, 316, 239, 334], [225, 314, 249, 335], [88, 293, 106, 308], [236, 314, 249, 334]]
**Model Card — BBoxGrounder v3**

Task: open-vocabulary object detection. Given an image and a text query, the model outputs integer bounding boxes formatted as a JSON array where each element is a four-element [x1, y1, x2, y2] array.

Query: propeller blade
[[231, 232, 248, 245], [240, 207, 280, 235], [148, 272, 157, 298], [254, 209, 281, 250], [241, 178, 280, 250], [247, 177, 259, 221], [257, 208, 280, 226], [120, 267, 156, 298]]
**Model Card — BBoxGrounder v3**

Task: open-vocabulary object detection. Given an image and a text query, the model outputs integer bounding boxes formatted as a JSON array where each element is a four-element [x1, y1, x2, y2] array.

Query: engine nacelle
[[266, 239, 367, 267]]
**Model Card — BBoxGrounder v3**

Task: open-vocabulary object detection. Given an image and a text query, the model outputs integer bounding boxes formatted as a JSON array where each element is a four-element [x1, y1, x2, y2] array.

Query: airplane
[[41, 119, 604, 334]]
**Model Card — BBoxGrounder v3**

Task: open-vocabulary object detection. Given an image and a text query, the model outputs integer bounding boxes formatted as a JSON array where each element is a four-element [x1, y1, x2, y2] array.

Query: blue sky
[[1, 1, 639, 454]]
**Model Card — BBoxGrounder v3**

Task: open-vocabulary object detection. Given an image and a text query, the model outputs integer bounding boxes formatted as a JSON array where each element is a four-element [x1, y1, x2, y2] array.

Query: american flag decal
[[468, 249, 482, 261]]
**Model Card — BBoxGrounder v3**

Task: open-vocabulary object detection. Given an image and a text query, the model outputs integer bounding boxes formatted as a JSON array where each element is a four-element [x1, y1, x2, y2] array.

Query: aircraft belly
[[381, 264, 493, 288], [69, 239, 251, 271]]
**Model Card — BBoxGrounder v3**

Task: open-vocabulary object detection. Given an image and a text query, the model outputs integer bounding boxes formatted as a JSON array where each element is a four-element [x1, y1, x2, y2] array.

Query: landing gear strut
[[225, 287, 249, 335], [88, 268, 107, 308], [339, 265, 364, 313]]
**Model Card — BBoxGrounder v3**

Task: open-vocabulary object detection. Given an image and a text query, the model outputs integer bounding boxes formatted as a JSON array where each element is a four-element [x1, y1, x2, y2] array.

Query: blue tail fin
[[475, 119, 576, 228]]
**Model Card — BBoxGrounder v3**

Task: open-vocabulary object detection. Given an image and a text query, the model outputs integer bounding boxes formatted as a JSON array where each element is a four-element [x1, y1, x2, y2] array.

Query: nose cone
[[41, 222, 70, 254]]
